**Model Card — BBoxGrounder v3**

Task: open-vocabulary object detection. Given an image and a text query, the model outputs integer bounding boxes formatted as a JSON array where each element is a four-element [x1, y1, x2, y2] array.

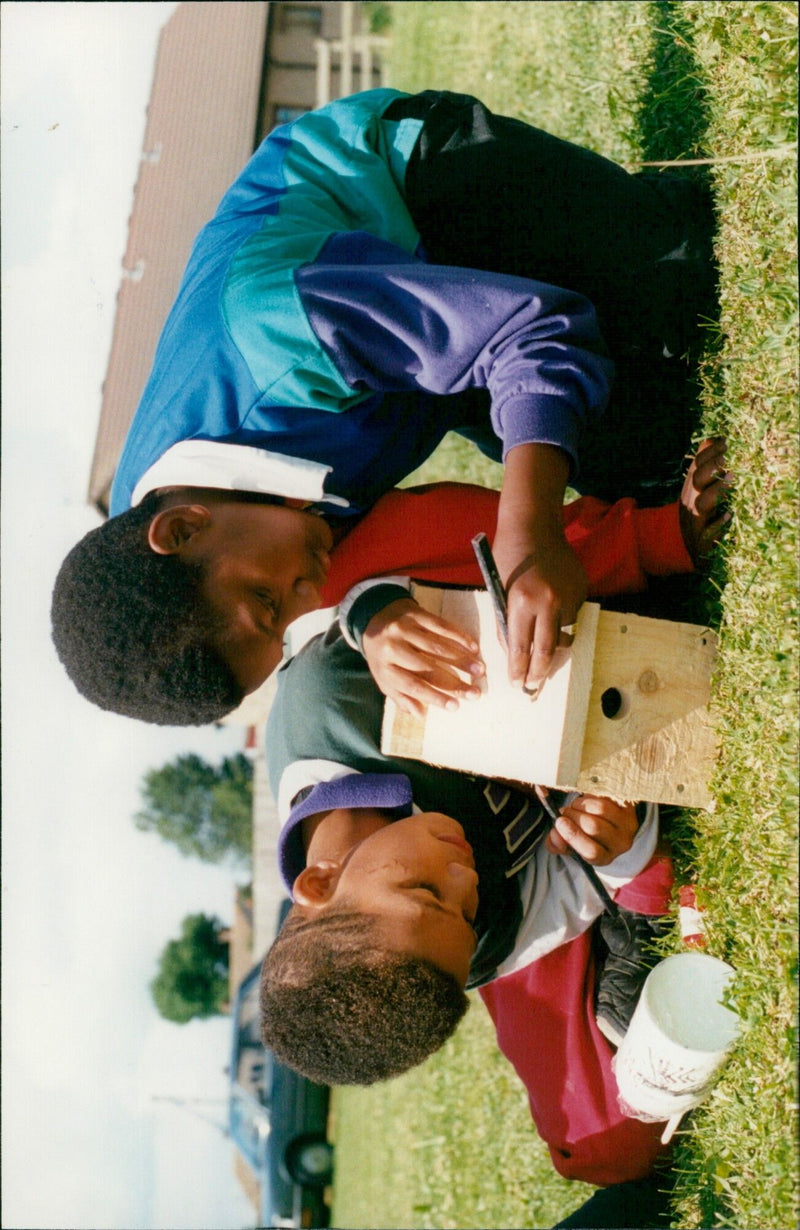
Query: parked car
[[229, 901, 333, 1229]]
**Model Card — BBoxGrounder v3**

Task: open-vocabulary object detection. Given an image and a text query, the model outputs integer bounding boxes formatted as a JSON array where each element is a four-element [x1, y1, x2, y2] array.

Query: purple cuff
[[278, 772, 414, 893], [496, 392, 582, 474]]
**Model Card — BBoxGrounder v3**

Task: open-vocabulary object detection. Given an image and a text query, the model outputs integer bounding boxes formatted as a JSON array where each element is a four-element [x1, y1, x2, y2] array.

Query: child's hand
[[362, 598, 485, 717], [495, 442, 588, 695], [493, 525, 588, 694], [542, 792, 639, 865], [679, 437, 733, 564]]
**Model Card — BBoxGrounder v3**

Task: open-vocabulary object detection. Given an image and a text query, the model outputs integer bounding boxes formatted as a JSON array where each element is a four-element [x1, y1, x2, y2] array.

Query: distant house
[[88, 0, 385, 514]]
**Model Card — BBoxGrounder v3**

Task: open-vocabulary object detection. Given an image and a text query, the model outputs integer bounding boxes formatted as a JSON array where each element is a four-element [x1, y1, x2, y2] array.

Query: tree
[[135, 752, 253, 866], [151, 913, 230, 1024]]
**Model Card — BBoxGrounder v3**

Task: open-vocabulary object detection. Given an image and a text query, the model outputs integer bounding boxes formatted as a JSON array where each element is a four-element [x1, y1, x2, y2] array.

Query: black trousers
[[553, 1172, 677, 1229], [386, 91, 718, 503]]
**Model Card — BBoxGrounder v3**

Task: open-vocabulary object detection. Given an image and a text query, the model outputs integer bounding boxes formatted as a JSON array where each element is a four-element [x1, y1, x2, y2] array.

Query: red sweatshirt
[[322, 483, 693, 606]]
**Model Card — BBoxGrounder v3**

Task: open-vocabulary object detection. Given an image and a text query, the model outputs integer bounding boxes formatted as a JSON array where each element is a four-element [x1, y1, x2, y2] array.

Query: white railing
[[315, 2, 388, 106]]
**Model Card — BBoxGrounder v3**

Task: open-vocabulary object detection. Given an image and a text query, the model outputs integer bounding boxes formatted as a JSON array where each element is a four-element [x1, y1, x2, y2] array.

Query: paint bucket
[[612, 952, 740, 1143]]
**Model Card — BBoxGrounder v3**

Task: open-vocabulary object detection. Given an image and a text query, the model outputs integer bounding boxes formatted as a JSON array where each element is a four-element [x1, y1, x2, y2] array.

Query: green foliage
[[135, 752, 253, 867], [362, 1, 392, 35], [150, 912, 230, 1024], [332, 4, 799, 1229]]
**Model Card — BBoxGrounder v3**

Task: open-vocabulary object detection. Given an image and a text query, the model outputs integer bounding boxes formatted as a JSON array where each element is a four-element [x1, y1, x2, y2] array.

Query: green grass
[[333, 4, 798, 1227], [331, 999, 583, 1229]]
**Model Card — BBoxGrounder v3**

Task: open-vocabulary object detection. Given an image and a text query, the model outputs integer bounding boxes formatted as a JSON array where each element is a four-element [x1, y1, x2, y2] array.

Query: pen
[[471, 532, 509, 647], [538, 789, 621, 920]]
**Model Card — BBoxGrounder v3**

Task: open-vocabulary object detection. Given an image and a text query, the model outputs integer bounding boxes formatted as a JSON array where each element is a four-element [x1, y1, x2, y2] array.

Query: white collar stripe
[[130, 440, 350, 508]]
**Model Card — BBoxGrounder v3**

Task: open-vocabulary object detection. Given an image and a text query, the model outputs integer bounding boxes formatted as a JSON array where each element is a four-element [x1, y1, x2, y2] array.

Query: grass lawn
[[332, 4, 798, 1228]]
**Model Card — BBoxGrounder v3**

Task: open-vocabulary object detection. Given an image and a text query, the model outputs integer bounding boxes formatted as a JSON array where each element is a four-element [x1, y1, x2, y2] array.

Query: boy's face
[[300, 813, 480, 985], [155, 499, 333, 693]]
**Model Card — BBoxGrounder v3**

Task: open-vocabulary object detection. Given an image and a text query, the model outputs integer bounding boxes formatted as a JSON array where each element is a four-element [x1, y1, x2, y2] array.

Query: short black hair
[[51, 494, 244, 725], [259, 906, 470, 1086]]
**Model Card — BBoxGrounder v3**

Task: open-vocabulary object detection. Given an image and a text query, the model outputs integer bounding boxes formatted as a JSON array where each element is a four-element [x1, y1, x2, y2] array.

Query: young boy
[[257, 444, 728, 1204], [259, 617, 674, 1218], [51, 88, 716, 725]]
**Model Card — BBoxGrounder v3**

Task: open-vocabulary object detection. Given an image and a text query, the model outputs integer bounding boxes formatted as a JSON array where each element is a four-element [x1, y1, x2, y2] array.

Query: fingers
[[506, 583, 582, 695], [546, 794, 638, 865], [376, 648, 483, 716], [371, 605, 484, 675], [390, 664, 481, 718], [692, 510, 732, 560], [390, 635, 484, 685], [694, 479, 728, 515], [361, 607, 484, 718], [395, 631, 484, 709], [507, 609, 558, 694], [526, 627, 560, 695], [399, 612, 484, 677], [692, 436, 726, 475], [687, 438, 731, 492], [545, 827, 570, 856], [691, 440, 733, 498], [680, 437, 734, 562], [527, 600, 583, 692], [384, 640, 483, 687], [410, 608, 483, 657], [363, 601, 487, 714]]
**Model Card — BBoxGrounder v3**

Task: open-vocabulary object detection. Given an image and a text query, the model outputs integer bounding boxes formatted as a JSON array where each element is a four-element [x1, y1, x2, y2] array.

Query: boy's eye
[[413, 881, 443, 901], [255, 590, 279, 621], [408, 882, 476, 934]]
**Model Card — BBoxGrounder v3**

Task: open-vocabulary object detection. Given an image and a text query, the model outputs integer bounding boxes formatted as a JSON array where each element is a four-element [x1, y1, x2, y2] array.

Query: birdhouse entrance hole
[[601, 687, 624, 719]]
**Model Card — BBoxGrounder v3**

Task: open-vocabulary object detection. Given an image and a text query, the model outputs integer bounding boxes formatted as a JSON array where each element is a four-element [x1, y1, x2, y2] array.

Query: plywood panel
[[576, 611, 717, 808], [382, 591, 600, 786], [381, 587, 718, 809]]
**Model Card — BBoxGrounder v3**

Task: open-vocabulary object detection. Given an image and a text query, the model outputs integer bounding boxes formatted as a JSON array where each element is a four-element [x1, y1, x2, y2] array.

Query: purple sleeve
[[296, 231, 613, 471]]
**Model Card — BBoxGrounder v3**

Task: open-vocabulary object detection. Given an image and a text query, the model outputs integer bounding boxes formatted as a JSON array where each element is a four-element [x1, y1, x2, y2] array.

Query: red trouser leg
[[479, 853, 674, 1186]]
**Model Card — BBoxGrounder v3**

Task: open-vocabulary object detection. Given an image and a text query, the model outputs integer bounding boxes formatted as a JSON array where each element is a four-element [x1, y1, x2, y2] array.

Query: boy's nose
[[446, 861, 480, 899], [293, 577, 322, 610]]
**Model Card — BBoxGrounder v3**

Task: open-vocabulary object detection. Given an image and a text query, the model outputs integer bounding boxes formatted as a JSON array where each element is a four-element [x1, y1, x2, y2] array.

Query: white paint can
[[612, 952, 740, 1143]]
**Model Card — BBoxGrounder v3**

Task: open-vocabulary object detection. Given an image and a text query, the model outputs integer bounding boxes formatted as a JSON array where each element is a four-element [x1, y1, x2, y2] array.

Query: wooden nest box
[[382, 587, 718, 809]]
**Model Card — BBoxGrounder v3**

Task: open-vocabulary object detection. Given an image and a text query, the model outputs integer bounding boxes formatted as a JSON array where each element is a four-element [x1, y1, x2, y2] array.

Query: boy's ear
[[292, 860, 342, 911], [147, 505, 212, 556]]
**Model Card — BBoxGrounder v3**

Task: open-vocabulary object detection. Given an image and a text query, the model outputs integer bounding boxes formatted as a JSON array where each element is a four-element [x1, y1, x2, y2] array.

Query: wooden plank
[[553, 600, 600, 786], [576, 611, 718, 808], [381, 588, 718, 808], [381, 590, 600, 787], [414, 583, 445, 618]]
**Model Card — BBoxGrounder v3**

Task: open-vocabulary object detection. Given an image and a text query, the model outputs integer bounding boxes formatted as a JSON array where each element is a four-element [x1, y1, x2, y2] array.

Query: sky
[[1, 5, 262, 1227]]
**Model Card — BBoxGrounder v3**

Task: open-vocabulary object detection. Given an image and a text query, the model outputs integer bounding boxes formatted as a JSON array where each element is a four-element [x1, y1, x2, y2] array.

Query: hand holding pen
[[472, 532, 624, 915], [472, 531, 574, 699], [492, 443, 588, 695]]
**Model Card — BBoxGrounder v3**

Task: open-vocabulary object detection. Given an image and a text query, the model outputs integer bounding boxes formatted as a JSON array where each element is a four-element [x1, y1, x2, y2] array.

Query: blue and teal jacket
[[110, 89, 611, 518]]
